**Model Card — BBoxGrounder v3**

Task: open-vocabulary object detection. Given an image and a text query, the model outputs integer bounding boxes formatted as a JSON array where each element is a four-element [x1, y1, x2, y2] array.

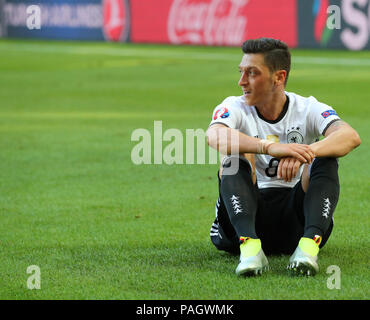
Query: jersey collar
[[255, 95, 290, 124]]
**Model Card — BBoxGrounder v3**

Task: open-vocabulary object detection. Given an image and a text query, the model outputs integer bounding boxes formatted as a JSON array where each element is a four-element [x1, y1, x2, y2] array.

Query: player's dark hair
[[242, 38, 291, 86]]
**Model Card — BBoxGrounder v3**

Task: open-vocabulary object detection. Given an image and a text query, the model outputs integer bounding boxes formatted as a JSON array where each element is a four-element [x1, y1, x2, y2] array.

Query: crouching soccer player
[[206, 38, 361, 276]]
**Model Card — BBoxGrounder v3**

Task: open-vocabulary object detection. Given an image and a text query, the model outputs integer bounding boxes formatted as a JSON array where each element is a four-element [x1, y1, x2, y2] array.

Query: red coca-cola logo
[[103, 0, 130, 42], [168, 0, 248, 46]]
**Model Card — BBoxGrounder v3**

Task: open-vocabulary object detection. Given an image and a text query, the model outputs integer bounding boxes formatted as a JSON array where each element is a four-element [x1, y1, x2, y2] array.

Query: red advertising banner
[[130, 0, 297, 47], [103, 0, 130, 42]]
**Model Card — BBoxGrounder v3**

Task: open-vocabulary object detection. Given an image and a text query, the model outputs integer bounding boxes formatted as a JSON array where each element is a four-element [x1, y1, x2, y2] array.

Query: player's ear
[[274, 70, 287, 87]]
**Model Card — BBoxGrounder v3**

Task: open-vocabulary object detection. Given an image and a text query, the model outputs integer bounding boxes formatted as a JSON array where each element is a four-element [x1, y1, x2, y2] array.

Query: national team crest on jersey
[[287, 126, 304, 144], [213, 107, 230, 120], [321, 110, 337, 118]]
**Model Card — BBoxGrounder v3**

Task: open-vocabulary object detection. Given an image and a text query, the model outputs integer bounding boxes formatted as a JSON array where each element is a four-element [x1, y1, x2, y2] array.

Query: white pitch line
[[1, 42, 370, 66]]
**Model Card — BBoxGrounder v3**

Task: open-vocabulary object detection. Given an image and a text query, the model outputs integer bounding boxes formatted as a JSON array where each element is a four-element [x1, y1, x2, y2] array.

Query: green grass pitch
[[0, 39, 369, 300]]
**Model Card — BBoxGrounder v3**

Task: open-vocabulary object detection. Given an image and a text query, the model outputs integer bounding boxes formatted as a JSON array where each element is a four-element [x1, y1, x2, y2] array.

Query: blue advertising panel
[[3, 0, 130, 41]]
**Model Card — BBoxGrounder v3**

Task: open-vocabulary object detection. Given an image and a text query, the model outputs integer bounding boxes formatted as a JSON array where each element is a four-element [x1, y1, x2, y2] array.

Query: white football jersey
[[209, 91, 341, 189]]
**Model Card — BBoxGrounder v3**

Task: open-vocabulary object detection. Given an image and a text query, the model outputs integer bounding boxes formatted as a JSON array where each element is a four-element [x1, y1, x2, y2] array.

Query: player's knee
[[220, 155, 253, 177], [313, 157, 338, 168], [310, 157, 339, 177], [307, 157, 340, 194]]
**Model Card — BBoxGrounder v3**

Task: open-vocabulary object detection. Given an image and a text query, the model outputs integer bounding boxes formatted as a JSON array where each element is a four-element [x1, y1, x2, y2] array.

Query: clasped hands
[[266, 143, 315, 182]]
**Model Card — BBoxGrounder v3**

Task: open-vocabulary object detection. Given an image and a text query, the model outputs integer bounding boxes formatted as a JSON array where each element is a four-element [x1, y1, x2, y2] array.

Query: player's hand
[[267, 143, 315, 164], [277, 157, 303, 182]]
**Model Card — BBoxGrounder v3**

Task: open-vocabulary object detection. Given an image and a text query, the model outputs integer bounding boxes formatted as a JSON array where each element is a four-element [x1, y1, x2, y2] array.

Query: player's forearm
[[310, 126, 361, 158], [207, 126, 314, 164], [206, 126, 260, 154]]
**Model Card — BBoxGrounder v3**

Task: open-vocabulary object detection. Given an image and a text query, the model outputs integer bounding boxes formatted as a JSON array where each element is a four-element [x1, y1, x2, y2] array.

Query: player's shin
[[288, 158, 339, 276], [220, 155, 258, 239], [303, 157, 340, 242], [220, 155, 269, 275]]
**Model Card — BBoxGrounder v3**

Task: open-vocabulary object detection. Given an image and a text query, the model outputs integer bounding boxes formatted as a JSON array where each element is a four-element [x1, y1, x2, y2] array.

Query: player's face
[[238, 53, 274, 106]]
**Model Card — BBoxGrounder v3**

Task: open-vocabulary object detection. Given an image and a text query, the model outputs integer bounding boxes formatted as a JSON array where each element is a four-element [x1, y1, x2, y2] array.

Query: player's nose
[[238, 71, 248, 87]]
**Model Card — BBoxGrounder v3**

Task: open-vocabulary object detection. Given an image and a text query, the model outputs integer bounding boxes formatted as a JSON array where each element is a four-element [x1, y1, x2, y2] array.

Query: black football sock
[[303, 157, 340, 240], [220, 156, 258, 239], [215, 172, 238, 241]]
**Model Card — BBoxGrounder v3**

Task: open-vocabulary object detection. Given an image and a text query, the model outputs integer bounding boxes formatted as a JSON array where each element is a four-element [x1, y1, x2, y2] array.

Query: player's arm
[[206, 123, 314, 163], [309, 120, 361, 158], [206, 123, 262, 154], [277, 120, 361, 182]]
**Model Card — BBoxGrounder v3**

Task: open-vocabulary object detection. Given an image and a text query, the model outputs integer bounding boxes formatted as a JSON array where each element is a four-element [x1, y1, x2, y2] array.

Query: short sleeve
[[307, 97, 341, 136], [209, 97, 243, 129]]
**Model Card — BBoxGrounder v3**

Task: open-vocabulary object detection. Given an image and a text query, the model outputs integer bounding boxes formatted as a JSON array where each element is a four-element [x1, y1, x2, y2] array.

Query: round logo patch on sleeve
[[321, 110, 337, 118], [213, 107, 230, 120]]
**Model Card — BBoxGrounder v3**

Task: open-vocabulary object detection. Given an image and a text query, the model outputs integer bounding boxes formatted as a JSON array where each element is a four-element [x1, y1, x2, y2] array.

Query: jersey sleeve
[[209, 97, 243, 129], [307, 97, 341, 136]]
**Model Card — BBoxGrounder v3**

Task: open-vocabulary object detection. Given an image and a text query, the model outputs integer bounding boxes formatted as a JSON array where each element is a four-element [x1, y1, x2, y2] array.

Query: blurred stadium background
[[0, 0, 369, 300], [1, 0, 370, 49]]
